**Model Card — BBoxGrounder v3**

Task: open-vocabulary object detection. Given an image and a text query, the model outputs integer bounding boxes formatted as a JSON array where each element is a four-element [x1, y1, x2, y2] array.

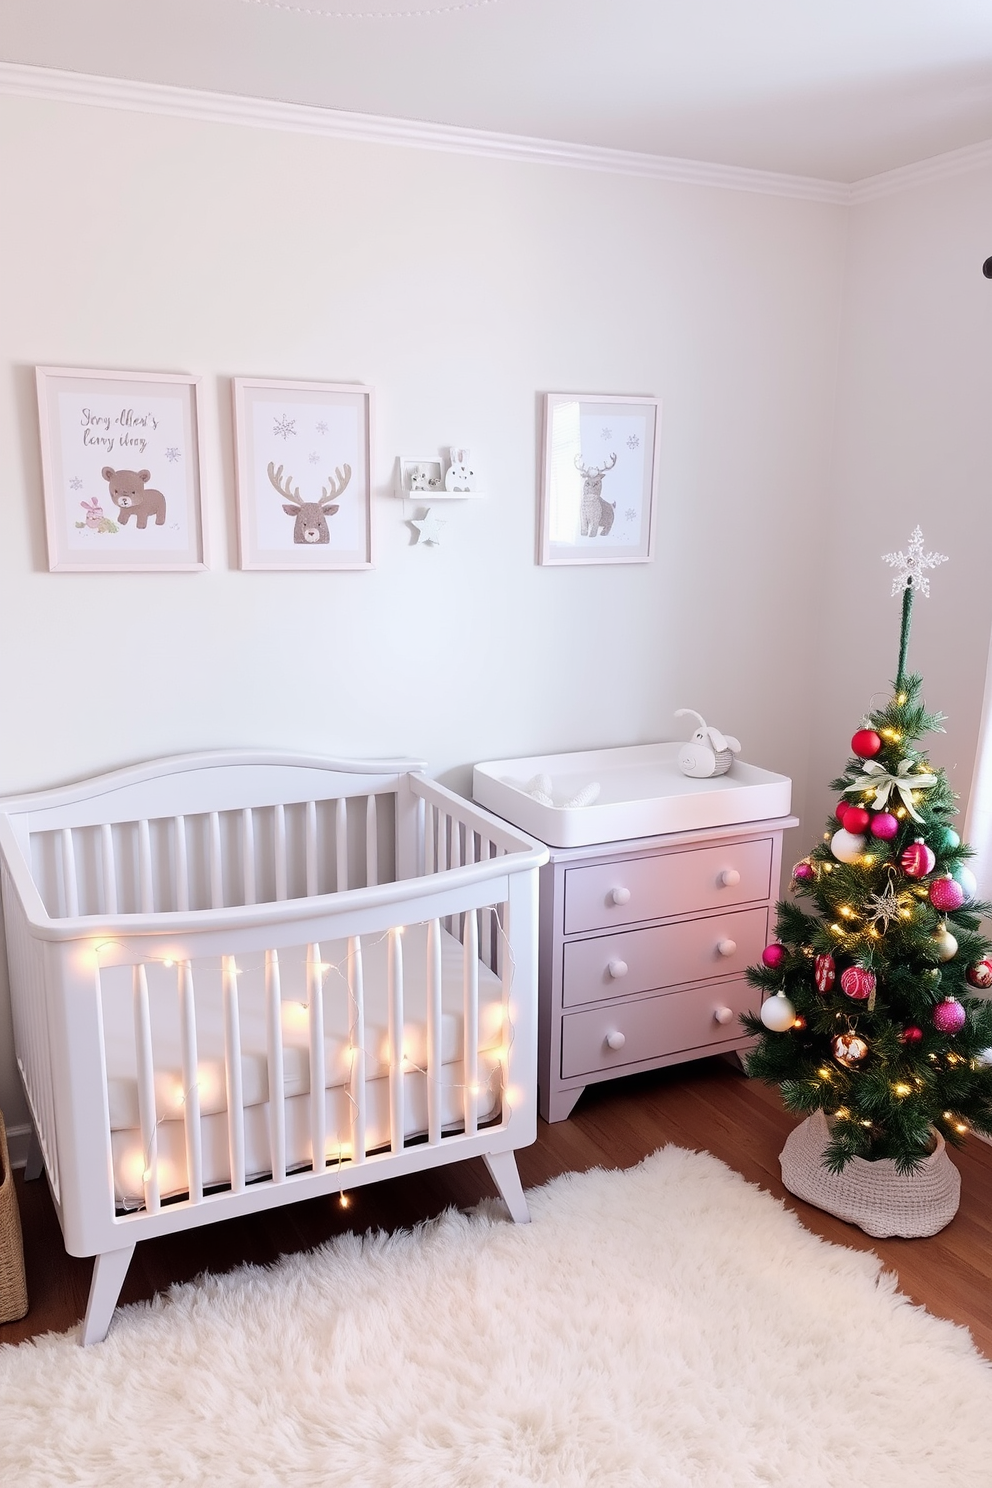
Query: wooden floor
[[4, 1058, 992, 1357]]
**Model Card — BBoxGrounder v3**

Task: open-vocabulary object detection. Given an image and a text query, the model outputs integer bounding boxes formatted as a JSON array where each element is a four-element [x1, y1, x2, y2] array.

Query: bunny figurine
[[444, 448, 476, 492], [674, 709, 742, 778]]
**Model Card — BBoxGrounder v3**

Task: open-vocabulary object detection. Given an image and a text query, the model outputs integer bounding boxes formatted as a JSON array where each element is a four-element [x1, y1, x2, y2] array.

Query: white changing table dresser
[[473, 743, 796, 1123]]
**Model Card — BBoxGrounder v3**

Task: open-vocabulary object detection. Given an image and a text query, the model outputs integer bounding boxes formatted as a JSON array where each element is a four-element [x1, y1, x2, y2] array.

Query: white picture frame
[[233, 378, 374, 571], [539, 392, 661, 566], [35, 366, 207, 572]]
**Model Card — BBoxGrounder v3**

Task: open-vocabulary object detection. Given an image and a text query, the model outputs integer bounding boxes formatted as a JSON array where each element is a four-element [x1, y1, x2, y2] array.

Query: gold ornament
[[832, 1032, 869, 1068]]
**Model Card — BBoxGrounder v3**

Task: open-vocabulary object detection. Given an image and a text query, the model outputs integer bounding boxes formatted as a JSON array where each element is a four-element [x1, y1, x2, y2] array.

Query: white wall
[[809, 165, 992, 842], [0, 92, 848, 1126]]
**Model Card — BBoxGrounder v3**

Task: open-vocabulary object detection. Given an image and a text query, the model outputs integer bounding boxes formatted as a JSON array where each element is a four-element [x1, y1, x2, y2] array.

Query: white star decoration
[[411, 509, 446, 546], [882, 526, 948, 597], [865, 883, 910, 932]]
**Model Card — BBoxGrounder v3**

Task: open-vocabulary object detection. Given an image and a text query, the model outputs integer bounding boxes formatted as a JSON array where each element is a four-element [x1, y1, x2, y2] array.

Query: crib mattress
[[100, 922, 505, 1205]]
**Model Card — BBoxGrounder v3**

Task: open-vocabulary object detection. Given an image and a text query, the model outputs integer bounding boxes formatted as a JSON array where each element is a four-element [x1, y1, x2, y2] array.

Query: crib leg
[[80, 1245, 135, 1346], [483, 1150, 530, 1224], [23, 1127, 44, 1182]]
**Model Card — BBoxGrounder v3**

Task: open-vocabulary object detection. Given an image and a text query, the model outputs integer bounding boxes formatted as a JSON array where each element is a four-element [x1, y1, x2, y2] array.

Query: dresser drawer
[[563, 837, 773, 934], [561, 905, 768, 1007], [560, 977, 756, 1079]]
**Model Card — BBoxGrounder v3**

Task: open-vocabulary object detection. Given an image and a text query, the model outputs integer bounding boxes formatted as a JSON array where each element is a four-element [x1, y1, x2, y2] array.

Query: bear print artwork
[[101, 467, 167, 528]]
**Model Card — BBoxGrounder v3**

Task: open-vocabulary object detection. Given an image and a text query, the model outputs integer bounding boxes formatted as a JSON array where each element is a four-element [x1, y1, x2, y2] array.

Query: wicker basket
[[0, 1111, 28, 1323], [780, 1109, 961, 1238]]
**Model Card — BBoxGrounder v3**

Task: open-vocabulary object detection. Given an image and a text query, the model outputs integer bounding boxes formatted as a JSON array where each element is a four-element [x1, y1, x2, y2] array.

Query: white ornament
[[830, 828, 867, 864], [674, 708, 741, 779], [411, 509, 446, 546], [882, 526, 948, 598], [444, 448, 476, 492], [760, 991, 797, 1032], [935, 927, 959, 962]]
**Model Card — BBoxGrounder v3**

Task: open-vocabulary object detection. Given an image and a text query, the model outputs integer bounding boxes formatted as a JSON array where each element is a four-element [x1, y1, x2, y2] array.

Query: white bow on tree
[[844, 758, 937, 824]]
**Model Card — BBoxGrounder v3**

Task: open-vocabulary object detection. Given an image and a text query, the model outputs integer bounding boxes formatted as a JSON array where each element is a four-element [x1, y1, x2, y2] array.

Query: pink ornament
[[900, 1025, 924, 1045], [814, 953, 836, 993], [761, 943, 785, 970], [929, 877, 965, 913], [843, 806, 871, 834], [840, 965, 876, 1001], [870, 812, 899, 840], [933, 998, 966, 1035], [793, 861, 815, 884], [967, 959, 992, 990], [852, 729, 882, 758], [901, 839, 936, 880]]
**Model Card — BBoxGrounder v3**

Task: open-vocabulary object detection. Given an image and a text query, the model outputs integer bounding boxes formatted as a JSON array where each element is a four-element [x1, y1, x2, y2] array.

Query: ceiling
[[3, 0, 992, 182]]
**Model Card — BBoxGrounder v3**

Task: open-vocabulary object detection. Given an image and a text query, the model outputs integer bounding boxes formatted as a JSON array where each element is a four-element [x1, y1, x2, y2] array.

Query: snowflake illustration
[[601, 427, 613, 441], [273, 415, 297, 441], [309, 451, 320, 464], [164, 447, 181, 463], [626, 433, 640, 450], [69, 476, 83, 491], [315, 421, 329, 436], [625, 508, 637, 523], [882, 526, 948, 598]]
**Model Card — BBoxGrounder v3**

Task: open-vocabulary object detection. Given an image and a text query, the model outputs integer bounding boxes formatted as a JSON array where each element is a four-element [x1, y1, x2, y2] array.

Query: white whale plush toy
[[674, 708, 742, 778]]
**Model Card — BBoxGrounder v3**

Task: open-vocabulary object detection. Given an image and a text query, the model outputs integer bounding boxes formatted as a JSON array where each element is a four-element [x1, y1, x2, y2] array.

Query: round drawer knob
[[719, 868, 741, 887], [717, 938, 737, 958], [605, 1031, 626, 1051], [608, 958, 629, 979], [714, 1005, 735, 1025], [611, 886, 631, 906]]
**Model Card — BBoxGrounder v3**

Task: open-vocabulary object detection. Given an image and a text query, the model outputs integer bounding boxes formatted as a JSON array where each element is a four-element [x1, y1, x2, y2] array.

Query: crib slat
[[365, 796, 378, 888], [335, 797, 348, 892], [138, 819, 154, 914], [427, 918, 443, 1147], [305, 801, 318, 896], [387, 927, 405, 1154], [242, 809, 257, 906], [174, 816, 189, 912], [437, 813, 449, 874], [101, 823, 118, 914], [307, 944, 326, 1173], [265, 949, 286, 1182], [178, 961, 203, 1203], [480, 840, 494, 971], [463, 909, 479, 1136], [274, 804, 288, 901], [133, 965, 160, 1214], [423, 802, 435, 877], [222, 955, 246, 1193], [209, 811, 223, 909], [60, 829, 78, 918], [348, 935, 366, 1165]]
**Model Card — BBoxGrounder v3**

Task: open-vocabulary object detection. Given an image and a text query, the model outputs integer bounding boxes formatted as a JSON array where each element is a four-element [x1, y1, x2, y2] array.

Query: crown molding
[[0, 61, 850, 204], [850, 136, 992, 204]]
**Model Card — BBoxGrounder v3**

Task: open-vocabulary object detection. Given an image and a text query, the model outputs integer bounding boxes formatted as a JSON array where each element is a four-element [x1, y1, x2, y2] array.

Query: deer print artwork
[[267, 461, 351, 544], [574, 452, 617, 536]]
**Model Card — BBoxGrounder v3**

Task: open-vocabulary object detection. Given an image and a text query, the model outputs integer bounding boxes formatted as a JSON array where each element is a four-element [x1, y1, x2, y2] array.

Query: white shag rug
[[3, 1147, 992, 1488]]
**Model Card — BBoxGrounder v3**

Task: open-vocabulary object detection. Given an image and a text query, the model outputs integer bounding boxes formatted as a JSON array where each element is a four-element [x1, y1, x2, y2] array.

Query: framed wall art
[[233, 378, 374, 570], [35, 367, 207, 572], [539, 392, 661, 566]]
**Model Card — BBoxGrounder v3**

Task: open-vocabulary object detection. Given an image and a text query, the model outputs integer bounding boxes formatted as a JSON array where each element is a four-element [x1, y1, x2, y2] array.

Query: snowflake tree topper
[[882, 526, 948, 598]]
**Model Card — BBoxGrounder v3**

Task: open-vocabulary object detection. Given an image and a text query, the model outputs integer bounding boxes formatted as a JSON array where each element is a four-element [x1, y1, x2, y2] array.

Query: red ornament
[[933, 998, 966, 1035], [761, 943, 785, 970], [870, 812, 899, 840], [901, 839, 936, 879], [792, 861, 815, 884], [900, 1025, 924, 1045], [835, 800, 851, 827], [843, 806, 870, 834], [840, 965, 876, 1001], [852, 729, 882, 758], [814, 953, 836, 993], [967, 959, 992, 990], [929, 877, 965, 913]]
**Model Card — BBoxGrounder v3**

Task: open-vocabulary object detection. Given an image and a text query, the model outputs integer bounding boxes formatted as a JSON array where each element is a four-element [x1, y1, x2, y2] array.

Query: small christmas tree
[[744, 529, 992, 1176]]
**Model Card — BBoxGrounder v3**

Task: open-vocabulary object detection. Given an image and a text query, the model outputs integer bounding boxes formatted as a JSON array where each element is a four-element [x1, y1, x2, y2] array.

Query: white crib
[[0, 751, 547, 1344]]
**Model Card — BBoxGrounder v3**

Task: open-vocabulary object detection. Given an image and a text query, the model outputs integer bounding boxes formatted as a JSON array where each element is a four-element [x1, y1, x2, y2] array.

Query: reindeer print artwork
[[574, 452, 617, 536], [267, 461, 351, 544]]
